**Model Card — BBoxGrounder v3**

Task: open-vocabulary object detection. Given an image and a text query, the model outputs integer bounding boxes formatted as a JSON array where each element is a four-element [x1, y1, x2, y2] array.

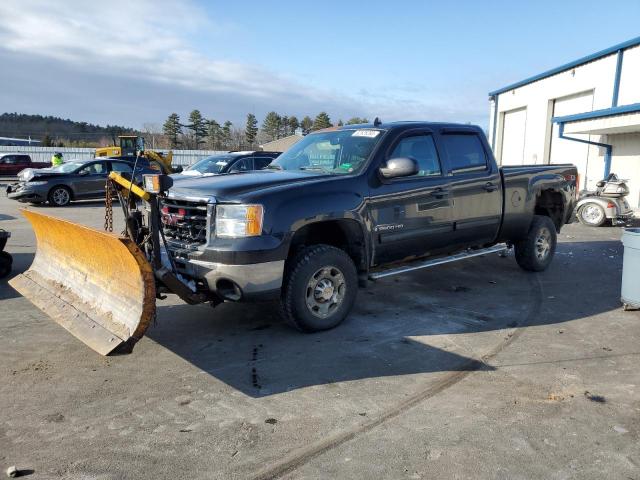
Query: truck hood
[[167, 170, 334, 201]]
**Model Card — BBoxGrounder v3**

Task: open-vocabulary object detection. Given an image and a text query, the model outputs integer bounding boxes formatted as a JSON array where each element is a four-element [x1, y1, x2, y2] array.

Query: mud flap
[[9, 210, 156, 355]]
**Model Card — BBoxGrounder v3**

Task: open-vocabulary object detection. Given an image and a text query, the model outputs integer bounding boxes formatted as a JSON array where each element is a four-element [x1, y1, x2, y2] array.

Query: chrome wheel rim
[[306, 266, 346, 318], [52, 188, 69, 205], [582, 204, 604, 224], [535, 227, 551, 260]]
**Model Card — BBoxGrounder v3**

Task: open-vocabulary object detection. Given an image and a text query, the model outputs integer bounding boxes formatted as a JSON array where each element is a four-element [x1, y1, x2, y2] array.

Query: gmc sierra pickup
[[159, 121, 577, 332]]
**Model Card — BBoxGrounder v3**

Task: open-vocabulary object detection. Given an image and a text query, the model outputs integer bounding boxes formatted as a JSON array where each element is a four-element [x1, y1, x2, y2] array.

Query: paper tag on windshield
[[352, 130, 380, 138]]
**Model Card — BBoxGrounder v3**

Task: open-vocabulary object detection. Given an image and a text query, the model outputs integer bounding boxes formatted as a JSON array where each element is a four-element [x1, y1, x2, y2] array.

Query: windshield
[[272, 129, 383, 174], [187, 155, 235, 174], [51, 162, 85, 173]]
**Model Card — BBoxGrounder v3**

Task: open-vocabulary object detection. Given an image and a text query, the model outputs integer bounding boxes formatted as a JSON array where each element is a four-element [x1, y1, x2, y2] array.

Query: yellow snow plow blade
[[9, 210, 156, 355]]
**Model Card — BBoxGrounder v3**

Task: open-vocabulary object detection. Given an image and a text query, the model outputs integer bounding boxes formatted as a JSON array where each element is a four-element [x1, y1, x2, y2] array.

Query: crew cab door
[[438, 129, 502, 246], [368, 130, 453, 265]]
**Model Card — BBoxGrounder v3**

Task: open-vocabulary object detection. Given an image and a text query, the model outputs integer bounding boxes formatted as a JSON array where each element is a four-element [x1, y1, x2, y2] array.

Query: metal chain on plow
[[104, 179, 114, 232]]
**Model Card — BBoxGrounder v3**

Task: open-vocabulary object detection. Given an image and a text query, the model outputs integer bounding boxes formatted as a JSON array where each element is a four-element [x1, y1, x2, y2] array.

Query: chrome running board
[[369, 243, 509, 280]]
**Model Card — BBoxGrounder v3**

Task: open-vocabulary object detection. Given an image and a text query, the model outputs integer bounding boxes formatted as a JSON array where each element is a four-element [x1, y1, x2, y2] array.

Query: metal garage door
[[550, 91, 594, 189], [500, 107, 527, 165]]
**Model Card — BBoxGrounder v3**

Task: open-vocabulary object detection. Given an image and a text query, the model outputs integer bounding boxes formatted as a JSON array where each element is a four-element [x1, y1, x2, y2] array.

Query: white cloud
[[0, 0, 487, 127]]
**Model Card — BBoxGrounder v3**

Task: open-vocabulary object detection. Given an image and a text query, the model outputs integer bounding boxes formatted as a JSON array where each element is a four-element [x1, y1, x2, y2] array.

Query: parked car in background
[[175, 151, 280, 179], [6, 158, 157, 206], [0, 153, 50, 176]]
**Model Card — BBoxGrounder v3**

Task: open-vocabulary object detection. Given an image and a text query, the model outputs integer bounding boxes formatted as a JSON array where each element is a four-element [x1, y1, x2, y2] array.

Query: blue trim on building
[[488, 36, 640, 96], [557, 124, 613, 177], [490, 96, 499, 151], [612, 49, 624, 107], [552, 102, 640, 124]]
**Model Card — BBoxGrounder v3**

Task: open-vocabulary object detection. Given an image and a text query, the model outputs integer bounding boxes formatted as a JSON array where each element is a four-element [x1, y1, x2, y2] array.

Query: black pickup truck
[[159, 121, 577, 332]]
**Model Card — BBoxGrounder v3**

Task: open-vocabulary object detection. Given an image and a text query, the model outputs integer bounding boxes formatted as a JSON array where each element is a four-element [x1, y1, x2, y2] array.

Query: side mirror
[[379, 157, 419, 179], [79, 170, 90, 176], [172, 166, 183, 174]]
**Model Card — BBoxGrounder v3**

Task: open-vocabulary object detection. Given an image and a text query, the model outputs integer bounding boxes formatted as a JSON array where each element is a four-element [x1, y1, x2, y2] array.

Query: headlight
[[18, 169, 34, 182], [26, 181, 47, 186], [617, 186, 626, 193], [216, 204, 264, 238]]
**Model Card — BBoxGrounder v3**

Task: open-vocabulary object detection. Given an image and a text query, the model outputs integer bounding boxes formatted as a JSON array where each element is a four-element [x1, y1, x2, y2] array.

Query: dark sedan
[[174, 151, 280, 179], [7, 158, 156, 206]]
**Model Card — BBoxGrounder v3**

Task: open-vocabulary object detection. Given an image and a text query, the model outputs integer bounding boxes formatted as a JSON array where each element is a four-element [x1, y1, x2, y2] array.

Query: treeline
[[0, 113, 135, 147], [162, 110, 370, 150], [0, 111, 371, 150]]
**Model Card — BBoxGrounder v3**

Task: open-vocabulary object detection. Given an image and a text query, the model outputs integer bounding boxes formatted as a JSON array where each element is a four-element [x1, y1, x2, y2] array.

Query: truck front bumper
[[177, 257, 284, 301]]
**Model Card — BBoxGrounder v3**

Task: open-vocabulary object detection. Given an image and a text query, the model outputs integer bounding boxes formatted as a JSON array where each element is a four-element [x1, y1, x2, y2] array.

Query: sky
[[1, 0, 639, 131]]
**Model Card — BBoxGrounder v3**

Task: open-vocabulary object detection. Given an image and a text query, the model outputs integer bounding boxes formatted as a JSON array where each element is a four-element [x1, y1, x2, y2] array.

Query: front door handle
[[483, 182, 498, 192], [430, 188, 449, 199]]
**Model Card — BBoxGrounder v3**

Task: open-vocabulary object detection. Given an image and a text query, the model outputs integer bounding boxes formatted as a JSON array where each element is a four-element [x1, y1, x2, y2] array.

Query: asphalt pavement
[[0, 193, 638, 479]]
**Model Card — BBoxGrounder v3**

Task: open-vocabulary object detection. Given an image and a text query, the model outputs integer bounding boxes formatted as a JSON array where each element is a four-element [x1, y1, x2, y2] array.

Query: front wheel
[[514, 215, 557, 272], [48, 186, 72, 207], [577, 203, 607, 227], [280, 244, 358, 332]]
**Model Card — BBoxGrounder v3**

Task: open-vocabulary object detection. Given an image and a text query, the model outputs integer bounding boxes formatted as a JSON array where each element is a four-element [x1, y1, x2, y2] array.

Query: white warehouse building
[[488, 36, 640, 208]]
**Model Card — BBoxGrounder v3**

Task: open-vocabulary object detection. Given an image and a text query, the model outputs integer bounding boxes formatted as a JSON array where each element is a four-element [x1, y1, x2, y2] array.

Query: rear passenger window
[[389, 134, 441, 177], [111, 162, 133, 173], [441, 134, 487, 173], [253, 157, 273, 170]]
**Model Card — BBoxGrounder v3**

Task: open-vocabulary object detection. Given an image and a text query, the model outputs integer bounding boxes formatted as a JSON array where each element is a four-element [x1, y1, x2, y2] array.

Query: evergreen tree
[[288, 116, 300, 133], [221, 121, 233, 150], [206, 120, 221, 149], [300, 116, 313, 134], [337, 119, 344, 126], [346, 117, 369, 125], [281, 116, 290, 137], [42, 134, 53, 146], [312, 112, 332, 131], [262, 111, 281, 141], [163, 113, 182, 148], [245, 113, 258, 147], [187, 110, 206, 148]]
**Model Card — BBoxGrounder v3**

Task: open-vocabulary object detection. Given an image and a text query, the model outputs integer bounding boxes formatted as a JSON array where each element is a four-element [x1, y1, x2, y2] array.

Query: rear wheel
[[514, 215, 557, 272], [281, 244, 358, 332], [48, 186, 72, 207], [577, 203, 606, 227]]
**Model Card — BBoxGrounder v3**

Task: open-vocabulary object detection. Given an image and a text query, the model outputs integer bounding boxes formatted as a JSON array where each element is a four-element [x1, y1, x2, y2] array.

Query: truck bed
[[498, 164, 578, 242]]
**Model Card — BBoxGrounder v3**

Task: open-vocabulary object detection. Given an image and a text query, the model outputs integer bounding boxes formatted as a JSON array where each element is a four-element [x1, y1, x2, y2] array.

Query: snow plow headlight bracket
[[143, 174, 173, 194]]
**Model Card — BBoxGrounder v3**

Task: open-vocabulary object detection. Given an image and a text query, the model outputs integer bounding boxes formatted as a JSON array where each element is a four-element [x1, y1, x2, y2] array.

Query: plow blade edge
[[9, 210, 156, 355]]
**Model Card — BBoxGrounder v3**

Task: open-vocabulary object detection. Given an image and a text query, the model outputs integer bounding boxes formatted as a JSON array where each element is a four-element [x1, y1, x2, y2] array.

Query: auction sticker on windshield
[[352, 130, 380, 138]]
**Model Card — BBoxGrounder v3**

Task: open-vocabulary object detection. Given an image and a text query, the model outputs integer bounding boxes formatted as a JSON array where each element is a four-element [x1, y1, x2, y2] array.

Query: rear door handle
[[430, 188, 449, 199], [483, 182, 498, 192]]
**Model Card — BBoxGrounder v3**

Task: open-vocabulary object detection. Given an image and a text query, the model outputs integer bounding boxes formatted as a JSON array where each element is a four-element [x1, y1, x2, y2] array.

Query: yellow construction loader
[[9, 171, 211, 355], [96, 135, 178, 175]]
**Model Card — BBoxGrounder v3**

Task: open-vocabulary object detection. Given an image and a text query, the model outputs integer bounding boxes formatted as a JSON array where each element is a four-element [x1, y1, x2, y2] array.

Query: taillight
[[607, 201, 615, 209]]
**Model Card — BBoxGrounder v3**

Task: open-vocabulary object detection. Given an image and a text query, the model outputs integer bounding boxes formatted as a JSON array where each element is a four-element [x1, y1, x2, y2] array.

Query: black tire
[[514, 215, 557, 272], [48, 186, 72, 207], [0, 251, 12, 279], [281, 244, 358, 332], [577, 203, 607, 227]]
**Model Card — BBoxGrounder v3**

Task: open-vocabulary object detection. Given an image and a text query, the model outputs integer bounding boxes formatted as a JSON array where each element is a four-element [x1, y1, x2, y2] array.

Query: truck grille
[[160, 196, 212, 250]]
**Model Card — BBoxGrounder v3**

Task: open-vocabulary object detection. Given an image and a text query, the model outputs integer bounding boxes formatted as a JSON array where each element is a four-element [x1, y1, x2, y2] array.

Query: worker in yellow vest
[[51, 152, 63, 167]]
